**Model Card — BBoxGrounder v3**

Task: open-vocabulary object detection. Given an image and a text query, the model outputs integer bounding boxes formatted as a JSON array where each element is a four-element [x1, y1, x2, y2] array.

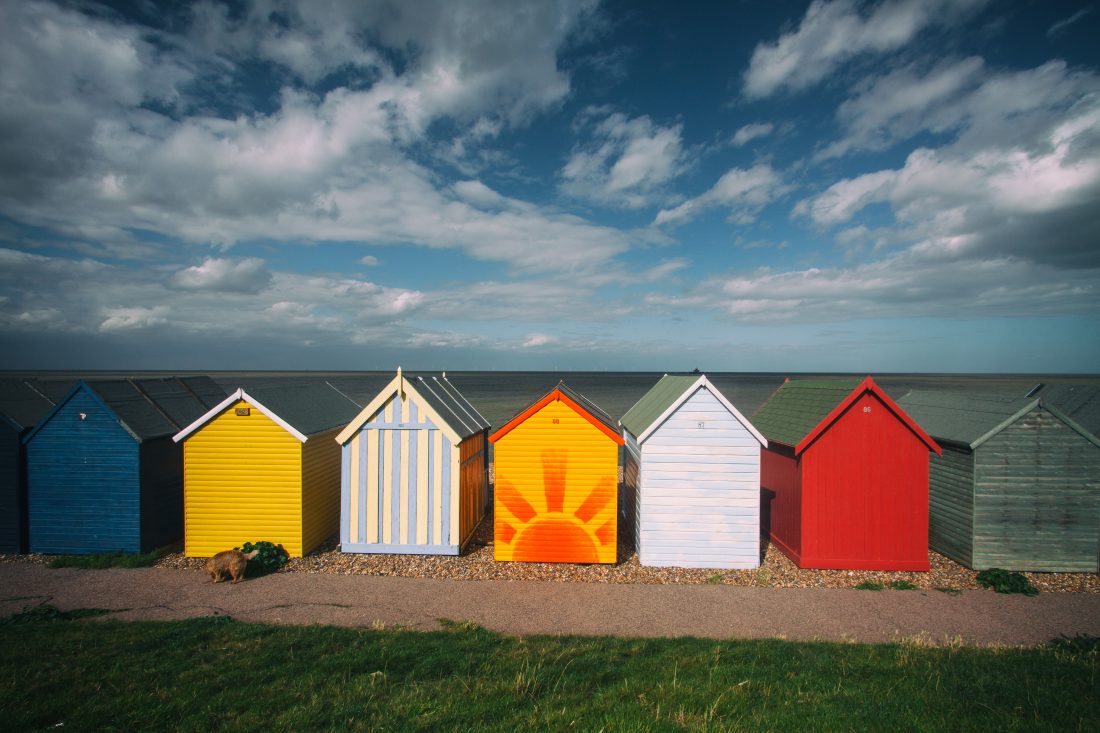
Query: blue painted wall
[[26, 387, 142, 554]]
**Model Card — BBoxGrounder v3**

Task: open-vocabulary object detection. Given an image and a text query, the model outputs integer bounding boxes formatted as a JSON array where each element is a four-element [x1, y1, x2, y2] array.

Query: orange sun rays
[[495, 449, 616, 563]]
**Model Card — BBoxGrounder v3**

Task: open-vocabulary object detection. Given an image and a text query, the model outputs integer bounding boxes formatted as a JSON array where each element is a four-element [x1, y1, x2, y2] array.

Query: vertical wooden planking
[[417, 428, 429, 543], [433, 430, 444, 545], [340, 443, 351, 547], [357, 430, 367, 544], [366, 429, 378, 544], [381, 429, 393, 544], [348, 434, 359, 545], [450, 440, 460, 546], [398, 425, 409, 544], [441, 439, 451, 546]]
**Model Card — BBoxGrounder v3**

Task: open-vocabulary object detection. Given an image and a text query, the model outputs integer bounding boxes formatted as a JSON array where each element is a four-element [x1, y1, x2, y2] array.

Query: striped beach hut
[[23, 377, 225, 554], [335, 370, 490, 555], [621, 374, 767, 569], [753, 377, 940, 570], [0, 379, 59, 553], [900, 390, 1100, 572], [490, 382, 625, 564], [174, 382, 361, 558]]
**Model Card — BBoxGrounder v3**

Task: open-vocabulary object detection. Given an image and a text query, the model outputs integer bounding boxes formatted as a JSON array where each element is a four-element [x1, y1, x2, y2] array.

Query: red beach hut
[[752, 377, 940, 571]]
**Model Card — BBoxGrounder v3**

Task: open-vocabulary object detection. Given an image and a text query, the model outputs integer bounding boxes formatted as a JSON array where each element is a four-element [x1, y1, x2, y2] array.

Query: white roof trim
[[633, 375, 767, 447], [335, 374, 461, 445], [173, 388, 308, 444]]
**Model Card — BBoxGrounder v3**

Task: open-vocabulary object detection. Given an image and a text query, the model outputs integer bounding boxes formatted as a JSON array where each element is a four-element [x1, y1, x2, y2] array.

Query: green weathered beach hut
[[899, 390, 1100, 572]]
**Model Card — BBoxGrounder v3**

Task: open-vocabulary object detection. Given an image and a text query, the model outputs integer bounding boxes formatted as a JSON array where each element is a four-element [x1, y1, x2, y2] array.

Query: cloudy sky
[[1, 0, 1098, 372]]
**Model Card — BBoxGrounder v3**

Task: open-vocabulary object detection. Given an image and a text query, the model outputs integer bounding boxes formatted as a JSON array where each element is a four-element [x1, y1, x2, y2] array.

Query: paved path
[[2, 564, 1098, 645]]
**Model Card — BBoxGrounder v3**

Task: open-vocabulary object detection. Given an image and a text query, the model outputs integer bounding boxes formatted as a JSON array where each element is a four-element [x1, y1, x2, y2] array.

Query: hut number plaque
[[236, 407, 251, 416], [697, 421, 705, 428], [863, 406, 872, 413]]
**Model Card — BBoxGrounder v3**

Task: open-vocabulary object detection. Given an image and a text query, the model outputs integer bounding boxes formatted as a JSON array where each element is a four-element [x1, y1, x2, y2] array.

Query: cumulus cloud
[[99, 306, 169, 331], [522, 333, 558, 347], [795, 94, 1100, 268], [170, 257, 272, 293], [560, 111, 691, 208], [647, 252, 1100, 324], [654, 164, 789, 226], [731, 123, 774, 147], [359, 255, 379, 266], [818, 58, 1100, 160], [743, 0, 988, 99], [0, 0, 623, 274]]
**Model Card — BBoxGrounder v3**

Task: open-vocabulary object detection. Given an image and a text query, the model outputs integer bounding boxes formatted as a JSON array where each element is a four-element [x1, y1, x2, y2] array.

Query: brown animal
[[204, 549, 259, 584]]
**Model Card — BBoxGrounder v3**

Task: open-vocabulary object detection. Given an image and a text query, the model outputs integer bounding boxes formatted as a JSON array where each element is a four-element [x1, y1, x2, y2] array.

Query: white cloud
[[561, 111, 690, 208], [655, 164, 788, 226], [818, 58, 1100, 159], [743, 0, 988, 99], [1047, 8, 1093, 37], [731, 123, 774, 147], [99, 306, 169, 332], [359, 255, 379, 266], [796, 94, 1100, 267], [0, 0, 623, 275], [170, 257, 272, 293], [522, 333, 558, 347], [648, 252, 1100, 324]]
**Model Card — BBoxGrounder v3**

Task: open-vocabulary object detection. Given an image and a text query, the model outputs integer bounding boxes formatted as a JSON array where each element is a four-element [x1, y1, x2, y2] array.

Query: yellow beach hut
[[173, 382, 361, 558], [489, 382, 625, 564], [335, 369, 490, 555]]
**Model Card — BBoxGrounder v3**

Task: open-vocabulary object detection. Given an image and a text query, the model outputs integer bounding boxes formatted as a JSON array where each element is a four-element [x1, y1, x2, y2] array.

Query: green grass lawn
[[0, 611, 1096, 732]]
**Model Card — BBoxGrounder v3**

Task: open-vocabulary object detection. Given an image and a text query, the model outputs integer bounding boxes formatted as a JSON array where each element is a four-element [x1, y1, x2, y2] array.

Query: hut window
[[235, 407, 251, 416]]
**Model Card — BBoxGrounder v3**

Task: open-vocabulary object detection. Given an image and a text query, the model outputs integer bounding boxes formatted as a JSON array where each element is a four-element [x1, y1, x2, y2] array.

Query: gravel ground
[[6, 512, 1097, 593]]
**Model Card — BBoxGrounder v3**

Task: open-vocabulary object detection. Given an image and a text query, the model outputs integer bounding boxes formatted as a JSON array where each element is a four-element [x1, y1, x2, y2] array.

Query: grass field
[[1, 611, 1097, 731]]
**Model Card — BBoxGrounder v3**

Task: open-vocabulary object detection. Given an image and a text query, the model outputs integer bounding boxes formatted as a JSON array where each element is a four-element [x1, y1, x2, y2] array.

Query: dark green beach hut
[[899, 390, 1100, 572]]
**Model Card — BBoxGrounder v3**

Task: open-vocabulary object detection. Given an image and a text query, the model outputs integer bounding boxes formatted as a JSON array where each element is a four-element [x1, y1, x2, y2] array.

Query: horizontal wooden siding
[[638, 388, 760, 569], [184, 399, 303, 557], [927, 445, 974, 567]]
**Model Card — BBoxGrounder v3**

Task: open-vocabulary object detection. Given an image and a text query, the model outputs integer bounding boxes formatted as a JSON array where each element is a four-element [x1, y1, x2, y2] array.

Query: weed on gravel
[[1, 615, 1097, 731]]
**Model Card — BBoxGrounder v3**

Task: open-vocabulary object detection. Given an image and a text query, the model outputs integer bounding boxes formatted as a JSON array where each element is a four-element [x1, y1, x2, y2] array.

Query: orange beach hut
[[489, 382, 624, 563]]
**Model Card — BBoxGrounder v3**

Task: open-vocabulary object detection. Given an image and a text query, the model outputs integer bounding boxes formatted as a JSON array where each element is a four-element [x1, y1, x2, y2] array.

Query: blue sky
[[1, 0, 1098, 372]]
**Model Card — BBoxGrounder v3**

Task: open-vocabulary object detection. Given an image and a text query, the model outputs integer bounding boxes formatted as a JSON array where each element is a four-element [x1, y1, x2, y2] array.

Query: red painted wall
[[760, 445, 802, 563], [762, 389, 931, 571]]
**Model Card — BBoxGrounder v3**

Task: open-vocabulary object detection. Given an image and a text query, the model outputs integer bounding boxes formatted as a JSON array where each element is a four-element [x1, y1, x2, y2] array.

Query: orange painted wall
[[493, 398, 619, 563]]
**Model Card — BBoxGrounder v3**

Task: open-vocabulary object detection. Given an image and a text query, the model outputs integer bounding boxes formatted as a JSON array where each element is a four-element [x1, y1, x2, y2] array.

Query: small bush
[[238, 541, 289, 576], [976, 568, 1038, 596], [854, 581, 884, 591], [888, 580, 918, 590]]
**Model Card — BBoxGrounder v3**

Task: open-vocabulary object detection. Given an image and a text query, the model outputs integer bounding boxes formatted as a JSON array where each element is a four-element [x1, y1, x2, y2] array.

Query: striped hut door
[[345, 394, 453, 551]]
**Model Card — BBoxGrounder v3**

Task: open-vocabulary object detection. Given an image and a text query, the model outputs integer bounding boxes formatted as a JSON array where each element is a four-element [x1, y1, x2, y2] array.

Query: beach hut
[[899, 390, 1100, 572], [335, 370, 490, 555], [0, 379, 60, 553], [620, 374, 767, 569], [174, 382, 361, 558], [23, 377, 225, 554], [490, 382, 625, 563], [752, 377, 940, 570], [1026, 383, 1100, 436]]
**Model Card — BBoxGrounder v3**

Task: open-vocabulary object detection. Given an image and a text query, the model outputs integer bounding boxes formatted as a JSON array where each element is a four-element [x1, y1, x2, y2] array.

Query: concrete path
[[2, 563, 1098, 645]]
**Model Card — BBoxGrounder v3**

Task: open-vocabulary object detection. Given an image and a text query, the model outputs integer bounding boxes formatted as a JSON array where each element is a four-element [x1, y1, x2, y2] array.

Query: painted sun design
[[495, 449, 616, 563]]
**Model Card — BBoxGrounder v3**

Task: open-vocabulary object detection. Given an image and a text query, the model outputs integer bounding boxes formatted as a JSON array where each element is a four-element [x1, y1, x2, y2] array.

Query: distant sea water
[[6, 369, 1096, 429]]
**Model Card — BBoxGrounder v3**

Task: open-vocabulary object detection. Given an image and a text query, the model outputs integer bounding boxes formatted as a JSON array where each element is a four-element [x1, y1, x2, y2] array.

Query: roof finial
[[397, 366, 404, 399]]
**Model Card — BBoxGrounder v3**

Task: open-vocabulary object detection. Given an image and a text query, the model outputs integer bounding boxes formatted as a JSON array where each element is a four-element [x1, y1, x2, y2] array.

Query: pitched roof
[[899, 389, 1100, 450], [0, 378, 60, 430], [25, 377, 225, 443], [751, 378, 862, 448], [752, 376, 939, 455], [620, 375, 698, 438], [1027, 383, 1100, 437], [621, 374, 767, 446], [490, 381, 624, 445], [175, 382, 361, 443], [336, 371, 490, 445]]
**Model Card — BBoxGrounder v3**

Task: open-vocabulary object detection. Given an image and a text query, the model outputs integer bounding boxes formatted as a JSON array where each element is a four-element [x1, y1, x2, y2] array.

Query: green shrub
[[888, 580, 918, 590], [238, 541, 289, 576], [976, 568, 1038, 596], [854, 581, 884, 591]]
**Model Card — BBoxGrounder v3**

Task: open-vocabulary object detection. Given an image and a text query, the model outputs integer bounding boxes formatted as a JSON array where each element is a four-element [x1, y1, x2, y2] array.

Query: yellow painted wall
[[183, 399, 304, 557], [301, 426, 342, 555], [494, 399, 619, 563]]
